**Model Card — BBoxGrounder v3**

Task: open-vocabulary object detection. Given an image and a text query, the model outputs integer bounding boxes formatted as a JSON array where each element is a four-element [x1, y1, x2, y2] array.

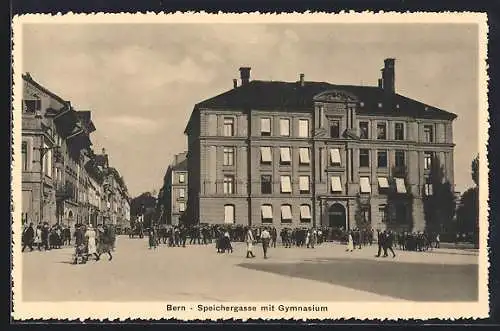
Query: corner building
[[158, 152, 188, 225], [184, 60, 456, 232]]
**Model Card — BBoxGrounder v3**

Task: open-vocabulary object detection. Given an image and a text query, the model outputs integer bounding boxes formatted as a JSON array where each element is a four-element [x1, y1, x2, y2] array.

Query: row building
[[183, 59, 457, 233], [20, 73, 131, 229], [158, 152, 188, 225]]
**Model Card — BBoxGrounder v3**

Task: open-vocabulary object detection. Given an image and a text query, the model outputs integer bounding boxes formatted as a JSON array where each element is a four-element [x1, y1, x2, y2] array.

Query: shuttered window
[[280, 176, 292, 193], [360, 177, 371, 194], [261, 147, 272, 163], [299, 148, 310, 164], [224, 205, 235, 223], [330, 176, 342, 193]]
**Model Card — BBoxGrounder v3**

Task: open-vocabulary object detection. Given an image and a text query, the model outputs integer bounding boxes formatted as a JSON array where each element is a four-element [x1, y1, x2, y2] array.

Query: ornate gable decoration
[[313, 90, 359, 103]]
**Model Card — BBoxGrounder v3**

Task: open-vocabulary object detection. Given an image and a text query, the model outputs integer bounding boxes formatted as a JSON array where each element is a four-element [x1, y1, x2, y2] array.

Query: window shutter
[[299, 148, 310, 164], [330, 148, 341, 165], [300, 205, 312, 219], [360, 177, 371, 193]]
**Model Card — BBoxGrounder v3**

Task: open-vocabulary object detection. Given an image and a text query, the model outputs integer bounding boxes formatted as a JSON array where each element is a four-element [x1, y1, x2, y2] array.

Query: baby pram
[[73, 244, 88, 264]]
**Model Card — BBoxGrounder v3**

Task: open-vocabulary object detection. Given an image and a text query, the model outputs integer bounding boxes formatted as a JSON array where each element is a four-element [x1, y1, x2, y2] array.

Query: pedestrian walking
[[22, 223, 35, 252], [34, 224, 42, 250], [260, 227, 271, 259], [346, 231, 354, 252], [223, 229, 233, 253], [148, 227, 157, 249], [375, 230, 384, 257], [85, 224, 100, 261], [97, 225, 113, 261], [42, 223, 50, 251], [245, 226, 256, 258], [310, 228, 317, 249], [271, 227, 277, 248], [383, 230, 396, 258]]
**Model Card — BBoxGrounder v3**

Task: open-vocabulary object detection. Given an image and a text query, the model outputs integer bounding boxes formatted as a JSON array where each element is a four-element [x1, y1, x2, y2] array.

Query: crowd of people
[[21, 217, 452, 263], [72, 223, 116, 263], [21, 222, 72, 252], [21, 222, 117, 264]]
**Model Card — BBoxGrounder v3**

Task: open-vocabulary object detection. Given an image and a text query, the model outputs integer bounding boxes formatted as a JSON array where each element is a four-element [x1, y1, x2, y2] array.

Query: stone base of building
[[195, 195, 426, 235]]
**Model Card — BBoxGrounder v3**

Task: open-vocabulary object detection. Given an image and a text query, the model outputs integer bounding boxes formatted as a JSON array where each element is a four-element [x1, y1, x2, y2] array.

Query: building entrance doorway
[[328, 203, 346, 229]]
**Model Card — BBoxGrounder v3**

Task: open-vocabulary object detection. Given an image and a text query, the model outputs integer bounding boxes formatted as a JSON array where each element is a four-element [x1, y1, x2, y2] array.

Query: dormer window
[[359, 102, 365, 107], [378, 102, 383, 108]]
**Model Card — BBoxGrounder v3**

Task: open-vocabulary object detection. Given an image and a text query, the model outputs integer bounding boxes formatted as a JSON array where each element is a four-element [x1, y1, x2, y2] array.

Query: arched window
[[300, 204, 312, 222], [280, 204, 292, 223], [224, 204, 235, 224]]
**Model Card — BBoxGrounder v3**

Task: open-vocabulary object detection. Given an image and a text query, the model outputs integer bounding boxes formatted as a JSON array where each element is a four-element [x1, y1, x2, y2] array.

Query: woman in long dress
[[85, 224, 100, 261], [346, 231, 354, 252], [34, 225, 42, 250]]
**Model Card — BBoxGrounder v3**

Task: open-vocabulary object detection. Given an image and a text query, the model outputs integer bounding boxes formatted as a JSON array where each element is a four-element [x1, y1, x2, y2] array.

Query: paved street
[[21, 237, 478, 302]]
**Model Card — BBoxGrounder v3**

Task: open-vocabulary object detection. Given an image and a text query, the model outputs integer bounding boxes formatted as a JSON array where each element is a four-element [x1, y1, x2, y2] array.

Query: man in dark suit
[[22, 222, 34, 252], [383, 230, 396, 258], [375, 229, 384, 257]]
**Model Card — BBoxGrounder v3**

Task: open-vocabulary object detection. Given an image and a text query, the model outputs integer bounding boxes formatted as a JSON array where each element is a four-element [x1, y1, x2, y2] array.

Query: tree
[[471, 155, 479, 186], [354, 195, 371, 231], [130, 192, 157, 219], [456, 187, 478, 234], [423, 155, 456, 234], [456, 155, 480, 247]]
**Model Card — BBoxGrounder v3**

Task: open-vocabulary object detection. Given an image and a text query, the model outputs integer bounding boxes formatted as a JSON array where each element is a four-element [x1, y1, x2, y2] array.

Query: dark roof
[[22, 73, 69, 106], [171, 158, 188, 171], [76, 111, 96, 133], [194, 80, 457, 120]]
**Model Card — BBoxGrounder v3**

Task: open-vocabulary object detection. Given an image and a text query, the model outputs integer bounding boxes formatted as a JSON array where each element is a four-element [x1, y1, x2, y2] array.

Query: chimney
[[382, 58, 395, 93], [239, 67, 251, 85], [102, 147, 106, 155], [299, 73, 305, 87], [233, 79, 238, 88]]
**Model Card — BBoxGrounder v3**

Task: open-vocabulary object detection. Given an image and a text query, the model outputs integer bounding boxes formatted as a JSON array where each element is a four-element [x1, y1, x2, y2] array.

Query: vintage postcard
[[11, 12, 489, 321]]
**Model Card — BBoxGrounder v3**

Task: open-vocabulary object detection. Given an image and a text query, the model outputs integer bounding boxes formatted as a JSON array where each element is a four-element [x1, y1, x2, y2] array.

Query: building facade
[[184, 59, 456, 233], [158, 152, 188, 225], [21, 73, 130, 229]]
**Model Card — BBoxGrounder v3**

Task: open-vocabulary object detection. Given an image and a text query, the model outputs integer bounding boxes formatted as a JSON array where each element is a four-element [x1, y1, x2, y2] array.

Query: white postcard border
[[11, 11, 490, 321]]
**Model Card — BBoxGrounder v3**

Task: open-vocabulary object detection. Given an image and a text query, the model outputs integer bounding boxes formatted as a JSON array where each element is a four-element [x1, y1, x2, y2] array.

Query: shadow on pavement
[[238, 257, 478, 301]]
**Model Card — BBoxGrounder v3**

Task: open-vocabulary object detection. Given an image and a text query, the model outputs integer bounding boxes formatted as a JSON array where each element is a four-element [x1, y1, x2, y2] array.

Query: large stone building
[[184, 59, 456, 232], [158, 152, 188, 225], [20, 73, 130, 229]]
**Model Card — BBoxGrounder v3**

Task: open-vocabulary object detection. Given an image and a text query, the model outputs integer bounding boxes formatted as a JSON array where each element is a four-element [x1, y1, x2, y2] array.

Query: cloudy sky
[[21, 23, 479, 197]]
